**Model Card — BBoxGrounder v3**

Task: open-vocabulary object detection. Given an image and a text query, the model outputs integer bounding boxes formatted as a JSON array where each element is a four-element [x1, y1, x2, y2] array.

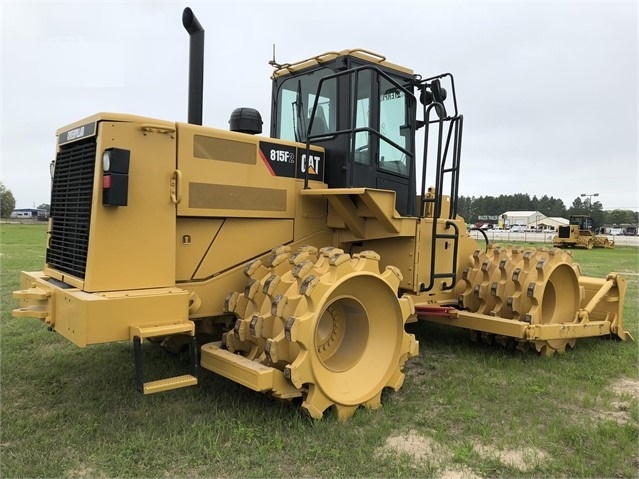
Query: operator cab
[[270, 50, 418, 216], [570, 215, 594, 231]]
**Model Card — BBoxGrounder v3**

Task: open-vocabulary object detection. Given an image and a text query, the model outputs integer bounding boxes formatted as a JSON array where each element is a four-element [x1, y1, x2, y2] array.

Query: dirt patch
[[377, 431, 482, 479], [612, 378, 639, 401], [379, 430, 449, 464], [474, 444, 547, 471], [439, 466, 482, 479], [379, 430, 549, 476], [64, 465, 106, 478], [592, 377, 639, 425], [592, 407, 633, 425]]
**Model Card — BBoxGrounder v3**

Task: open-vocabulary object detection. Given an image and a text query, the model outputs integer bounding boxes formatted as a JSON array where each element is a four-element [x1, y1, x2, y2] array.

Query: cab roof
[[270, 49, 413, 79]]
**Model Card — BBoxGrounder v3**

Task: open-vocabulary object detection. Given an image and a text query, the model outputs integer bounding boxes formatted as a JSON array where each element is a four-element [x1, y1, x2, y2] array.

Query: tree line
[[457, 193, 638, 228]]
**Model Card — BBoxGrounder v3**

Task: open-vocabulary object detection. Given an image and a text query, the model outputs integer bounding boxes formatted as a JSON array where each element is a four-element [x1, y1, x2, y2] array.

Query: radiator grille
[[46, 139, 96, 280], [557, 225, 571, 239]]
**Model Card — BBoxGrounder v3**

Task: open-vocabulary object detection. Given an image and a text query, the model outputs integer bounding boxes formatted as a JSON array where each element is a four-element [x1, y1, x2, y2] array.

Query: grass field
[[1, 224, 638, 478]]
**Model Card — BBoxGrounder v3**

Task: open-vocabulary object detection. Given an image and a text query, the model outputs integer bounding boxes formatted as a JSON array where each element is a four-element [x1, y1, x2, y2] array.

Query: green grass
[[1, 224, 638, 478]]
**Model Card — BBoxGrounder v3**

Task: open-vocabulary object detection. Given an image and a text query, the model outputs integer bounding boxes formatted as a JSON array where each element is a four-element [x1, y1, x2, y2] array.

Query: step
[[130, 321, 194, 340], [142, 374, 198, 394], [133, 335, 199, 395]]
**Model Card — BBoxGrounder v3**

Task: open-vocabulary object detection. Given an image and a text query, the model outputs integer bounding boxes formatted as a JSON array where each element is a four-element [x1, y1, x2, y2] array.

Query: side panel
[[350, 235, 419, 291], [84, 120, 177, 292], [175, 123, 325, 219], [175, 218, 223, 281], [181, 228, 334, 319], [175, 217, 294, 281]]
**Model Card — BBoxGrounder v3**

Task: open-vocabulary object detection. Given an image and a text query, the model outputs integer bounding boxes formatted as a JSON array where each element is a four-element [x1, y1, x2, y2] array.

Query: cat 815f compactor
[[13, 8, 630, 420]]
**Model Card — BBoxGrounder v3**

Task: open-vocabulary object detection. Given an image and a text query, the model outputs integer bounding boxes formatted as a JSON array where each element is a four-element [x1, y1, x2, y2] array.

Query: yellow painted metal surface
[[86, 117, 177, 292], [175, 123, 324, 218], [142, 375, 198, 394], [13, 271, 190, 347], [270, 49, 413, 78], [130, 322, 195, 341], [201, 342, 301, 398], [193, 219, 293, 281]]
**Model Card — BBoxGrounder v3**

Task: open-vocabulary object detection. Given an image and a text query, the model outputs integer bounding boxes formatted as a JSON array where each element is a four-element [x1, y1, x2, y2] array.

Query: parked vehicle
[[609, 227, 626, 236]]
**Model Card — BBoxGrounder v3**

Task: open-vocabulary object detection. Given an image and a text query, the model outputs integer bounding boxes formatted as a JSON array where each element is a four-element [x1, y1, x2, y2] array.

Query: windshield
[[276, 68, 336, 142]]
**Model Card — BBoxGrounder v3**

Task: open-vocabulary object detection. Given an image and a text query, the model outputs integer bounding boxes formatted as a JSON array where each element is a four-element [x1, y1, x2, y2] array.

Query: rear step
[[131, 322, 199, 394]]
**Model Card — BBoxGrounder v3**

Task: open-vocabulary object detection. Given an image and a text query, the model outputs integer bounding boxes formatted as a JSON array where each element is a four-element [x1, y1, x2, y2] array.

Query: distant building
[[10, 208, 48, 220], [501, 211, 545, 229], [543, 217, 570, 231], [500, 211, 568, 231]]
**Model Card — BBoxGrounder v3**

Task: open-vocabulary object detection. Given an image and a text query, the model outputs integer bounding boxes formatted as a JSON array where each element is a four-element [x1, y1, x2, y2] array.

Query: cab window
[[276, 68, 336, 142], [378, 77, 410, 176], [354, 70, 372, 165]]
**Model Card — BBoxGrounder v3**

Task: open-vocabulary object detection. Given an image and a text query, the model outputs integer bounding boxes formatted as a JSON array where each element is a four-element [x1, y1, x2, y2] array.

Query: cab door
[[351, 69, 416, 215]]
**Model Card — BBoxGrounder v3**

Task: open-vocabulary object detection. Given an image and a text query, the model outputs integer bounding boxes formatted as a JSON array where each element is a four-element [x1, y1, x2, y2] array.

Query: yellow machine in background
[[13, 8, 630, 420], [553, 214, 614, 249]]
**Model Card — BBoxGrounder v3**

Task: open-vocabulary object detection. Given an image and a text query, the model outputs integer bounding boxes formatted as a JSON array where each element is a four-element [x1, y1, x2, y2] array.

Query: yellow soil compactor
[[13, 9, 630, 420], [553, 215, 615, 249]]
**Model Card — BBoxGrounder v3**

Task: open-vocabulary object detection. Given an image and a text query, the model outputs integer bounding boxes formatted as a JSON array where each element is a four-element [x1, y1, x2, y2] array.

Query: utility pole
[[581, 192, 599, 211]]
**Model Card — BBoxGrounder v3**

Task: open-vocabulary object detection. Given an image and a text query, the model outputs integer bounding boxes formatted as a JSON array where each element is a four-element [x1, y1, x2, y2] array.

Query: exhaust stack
[[182, 7, 204, 125]]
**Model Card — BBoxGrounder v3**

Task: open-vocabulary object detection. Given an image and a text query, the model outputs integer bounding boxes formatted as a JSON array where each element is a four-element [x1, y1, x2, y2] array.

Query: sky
[[1, 1, 637, 212]]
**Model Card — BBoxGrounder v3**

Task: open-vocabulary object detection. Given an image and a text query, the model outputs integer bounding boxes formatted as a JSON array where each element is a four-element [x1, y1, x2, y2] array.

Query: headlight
[[102, 151, 111, 172], [101, 148, 131, 207]]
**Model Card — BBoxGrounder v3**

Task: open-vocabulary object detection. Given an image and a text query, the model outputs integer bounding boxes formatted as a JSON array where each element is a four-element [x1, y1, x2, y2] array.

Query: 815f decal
[[259, 141, 324, 182]]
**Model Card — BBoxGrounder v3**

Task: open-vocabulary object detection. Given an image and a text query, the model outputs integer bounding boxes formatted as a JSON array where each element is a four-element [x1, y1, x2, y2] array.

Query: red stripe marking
[[258, 149, 276, 176]]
